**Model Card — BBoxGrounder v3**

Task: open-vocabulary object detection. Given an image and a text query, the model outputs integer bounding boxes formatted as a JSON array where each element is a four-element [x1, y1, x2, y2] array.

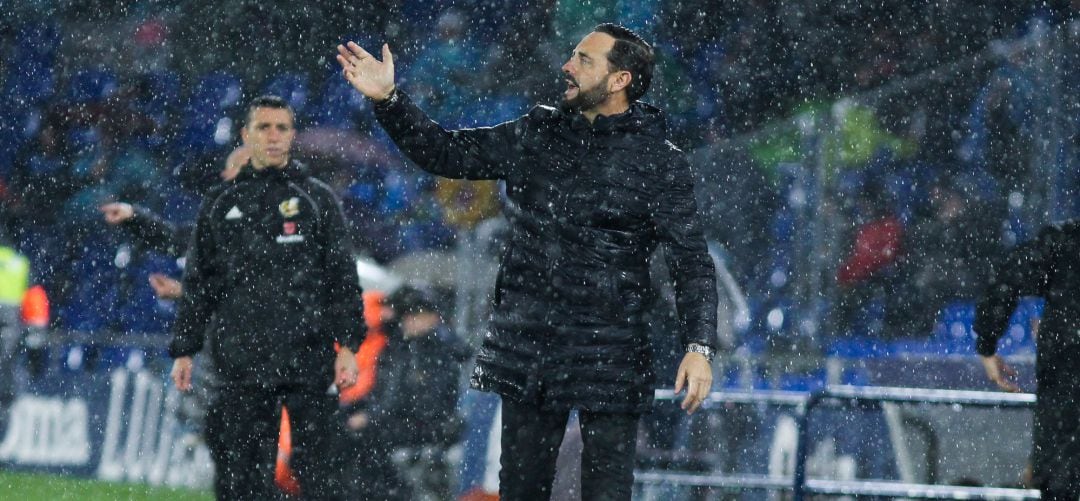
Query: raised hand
[[100, 202, 134, 225], [336, 42, 396, 101]]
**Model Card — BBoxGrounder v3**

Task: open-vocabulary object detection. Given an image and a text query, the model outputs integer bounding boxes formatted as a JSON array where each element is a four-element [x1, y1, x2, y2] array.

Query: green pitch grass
[[0, 470, 213, 500]]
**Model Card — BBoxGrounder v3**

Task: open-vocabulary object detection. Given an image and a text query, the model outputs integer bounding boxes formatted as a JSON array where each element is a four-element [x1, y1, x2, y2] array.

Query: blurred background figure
[[340, 285, 469, 501]]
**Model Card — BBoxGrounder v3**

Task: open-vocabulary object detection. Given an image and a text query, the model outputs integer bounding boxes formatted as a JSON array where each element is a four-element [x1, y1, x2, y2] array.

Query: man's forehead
[[575, 32, 615, 57], [250, 107, 294, 124]]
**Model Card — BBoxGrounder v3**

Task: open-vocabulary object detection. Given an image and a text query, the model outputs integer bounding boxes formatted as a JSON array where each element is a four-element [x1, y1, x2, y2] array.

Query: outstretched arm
[[103, 203, 187, 256], [336, 41, 522, 181]]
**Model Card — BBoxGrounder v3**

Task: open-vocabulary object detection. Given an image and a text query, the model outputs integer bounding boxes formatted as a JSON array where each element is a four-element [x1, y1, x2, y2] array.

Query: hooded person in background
[[341, 286, 469, 500], [337, 23, 717, 500]]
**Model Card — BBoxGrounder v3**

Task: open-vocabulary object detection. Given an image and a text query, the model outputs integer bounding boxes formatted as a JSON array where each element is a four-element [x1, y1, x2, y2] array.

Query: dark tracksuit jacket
[[975, 219, 1080, 494], [168, 160, 365, 385], [374, 90, 718, 414]]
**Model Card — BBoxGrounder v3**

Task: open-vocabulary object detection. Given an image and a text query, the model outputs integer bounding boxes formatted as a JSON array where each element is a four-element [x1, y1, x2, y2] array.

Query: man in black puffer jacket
[[975, 219, 1080, 501], [337, 23, 717, 500], [169, 96, 364, 500]]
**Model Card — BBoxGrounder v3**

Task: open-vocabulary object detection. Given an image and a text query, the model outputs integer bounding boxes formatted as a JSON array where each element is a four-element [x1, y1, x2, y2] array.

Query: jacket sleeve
[[318, 186, 366, 353], [123, 205, 188, 257], [373, 89, 524, 180], [973, 225, 1055, 356], [168, 190, 223, 358], [651, 152, 719, 350]]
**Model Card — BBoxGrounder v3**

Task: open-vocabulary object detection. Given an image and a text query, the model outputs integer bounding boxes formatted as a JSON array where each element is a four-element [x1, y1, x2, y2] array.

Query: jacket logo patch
[[275, 234, 305, 244], [225, 206, 244, 220], [283, 222, 297, 235], [279, 197, 301, 218]]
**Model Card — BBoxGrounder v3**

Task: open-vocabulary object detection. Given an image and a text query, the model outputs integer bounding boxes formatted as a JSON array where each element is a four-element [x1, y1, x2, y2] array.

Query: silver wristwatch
[[686, 343, 715, 362]]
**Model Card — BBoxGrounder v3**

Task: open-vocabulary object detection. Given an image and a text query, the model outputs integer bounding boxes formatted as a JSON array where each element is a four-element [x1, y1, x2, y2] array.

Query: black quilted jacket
[[375, 91, 717, 413]]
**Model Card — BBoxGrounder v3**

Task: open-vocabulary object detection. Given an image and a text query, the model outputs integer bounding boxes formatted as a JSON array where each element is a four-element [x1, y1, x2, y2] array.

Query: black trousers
[[1041, 488, 1079, 501], [339, 428, 411, 501], [499, 397, 639, 501], [205, 383, 343, 501]]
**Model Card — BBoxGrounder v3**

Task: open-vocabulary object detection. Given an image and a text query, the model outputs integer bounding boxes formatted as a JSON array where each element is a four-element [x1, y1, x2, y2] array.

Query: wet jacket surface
[[974, 219, 1080, 491], [169, 161, 365, 386], [375, 91, 718, 413]]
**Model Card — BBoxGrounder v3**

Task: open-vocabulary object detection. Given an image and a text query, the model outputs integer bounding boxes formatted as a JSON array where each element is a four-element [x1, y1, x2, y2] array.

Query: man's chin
[[266, 156, 290, 168], [560, 96, 588, 114]]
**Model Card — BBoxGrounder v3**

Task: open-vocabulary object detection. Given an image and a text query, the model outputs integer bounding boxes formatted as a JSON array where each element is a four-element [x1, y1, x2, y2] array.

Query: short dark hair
[[593, 23, 654, 102], [245, 95, 294, 126]]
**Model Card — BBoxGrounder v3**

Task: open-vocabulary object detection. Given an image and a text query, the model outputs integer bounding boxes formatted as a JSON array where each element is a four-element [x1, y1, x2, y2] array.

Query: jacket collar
[[234, 159, 309, 182], [564, 101, 668, 138]]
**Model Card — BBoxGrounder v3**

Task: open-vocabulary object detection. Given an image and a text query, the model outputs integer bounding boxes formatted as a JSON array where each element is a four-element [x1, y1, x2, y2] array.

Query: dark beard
[[560, 79, 610, 114]]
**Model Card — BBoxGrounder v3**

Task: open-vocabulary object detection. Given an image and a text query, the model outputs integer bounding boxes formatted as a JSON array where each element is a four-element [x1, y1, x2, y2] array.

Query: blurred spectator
[[961, 62, 1035, 193], [341, 286, 470, 500], [433, 178, 501, 231], [892, 176, 1003, 337], [832, 184, 904, 337], [0, 219, 30, 413], [7, 109, 74, 226], [403, 9, 482, 123], [691, 145, 777, 292]]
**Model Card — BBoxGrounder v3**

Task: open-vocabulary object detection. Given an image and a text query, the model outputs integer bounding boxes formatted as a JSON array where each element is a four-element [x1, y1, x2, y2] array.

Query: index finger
[[691, 379, 710, 414], [681, 379, 698, 411], [173, 367, 191, 391]]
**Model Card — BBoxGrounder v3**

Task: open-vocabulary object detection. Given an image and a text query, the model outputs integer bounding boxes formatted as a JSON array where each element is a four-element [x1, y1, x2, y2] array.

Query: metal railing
[[642, 385, 1039, 500]]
